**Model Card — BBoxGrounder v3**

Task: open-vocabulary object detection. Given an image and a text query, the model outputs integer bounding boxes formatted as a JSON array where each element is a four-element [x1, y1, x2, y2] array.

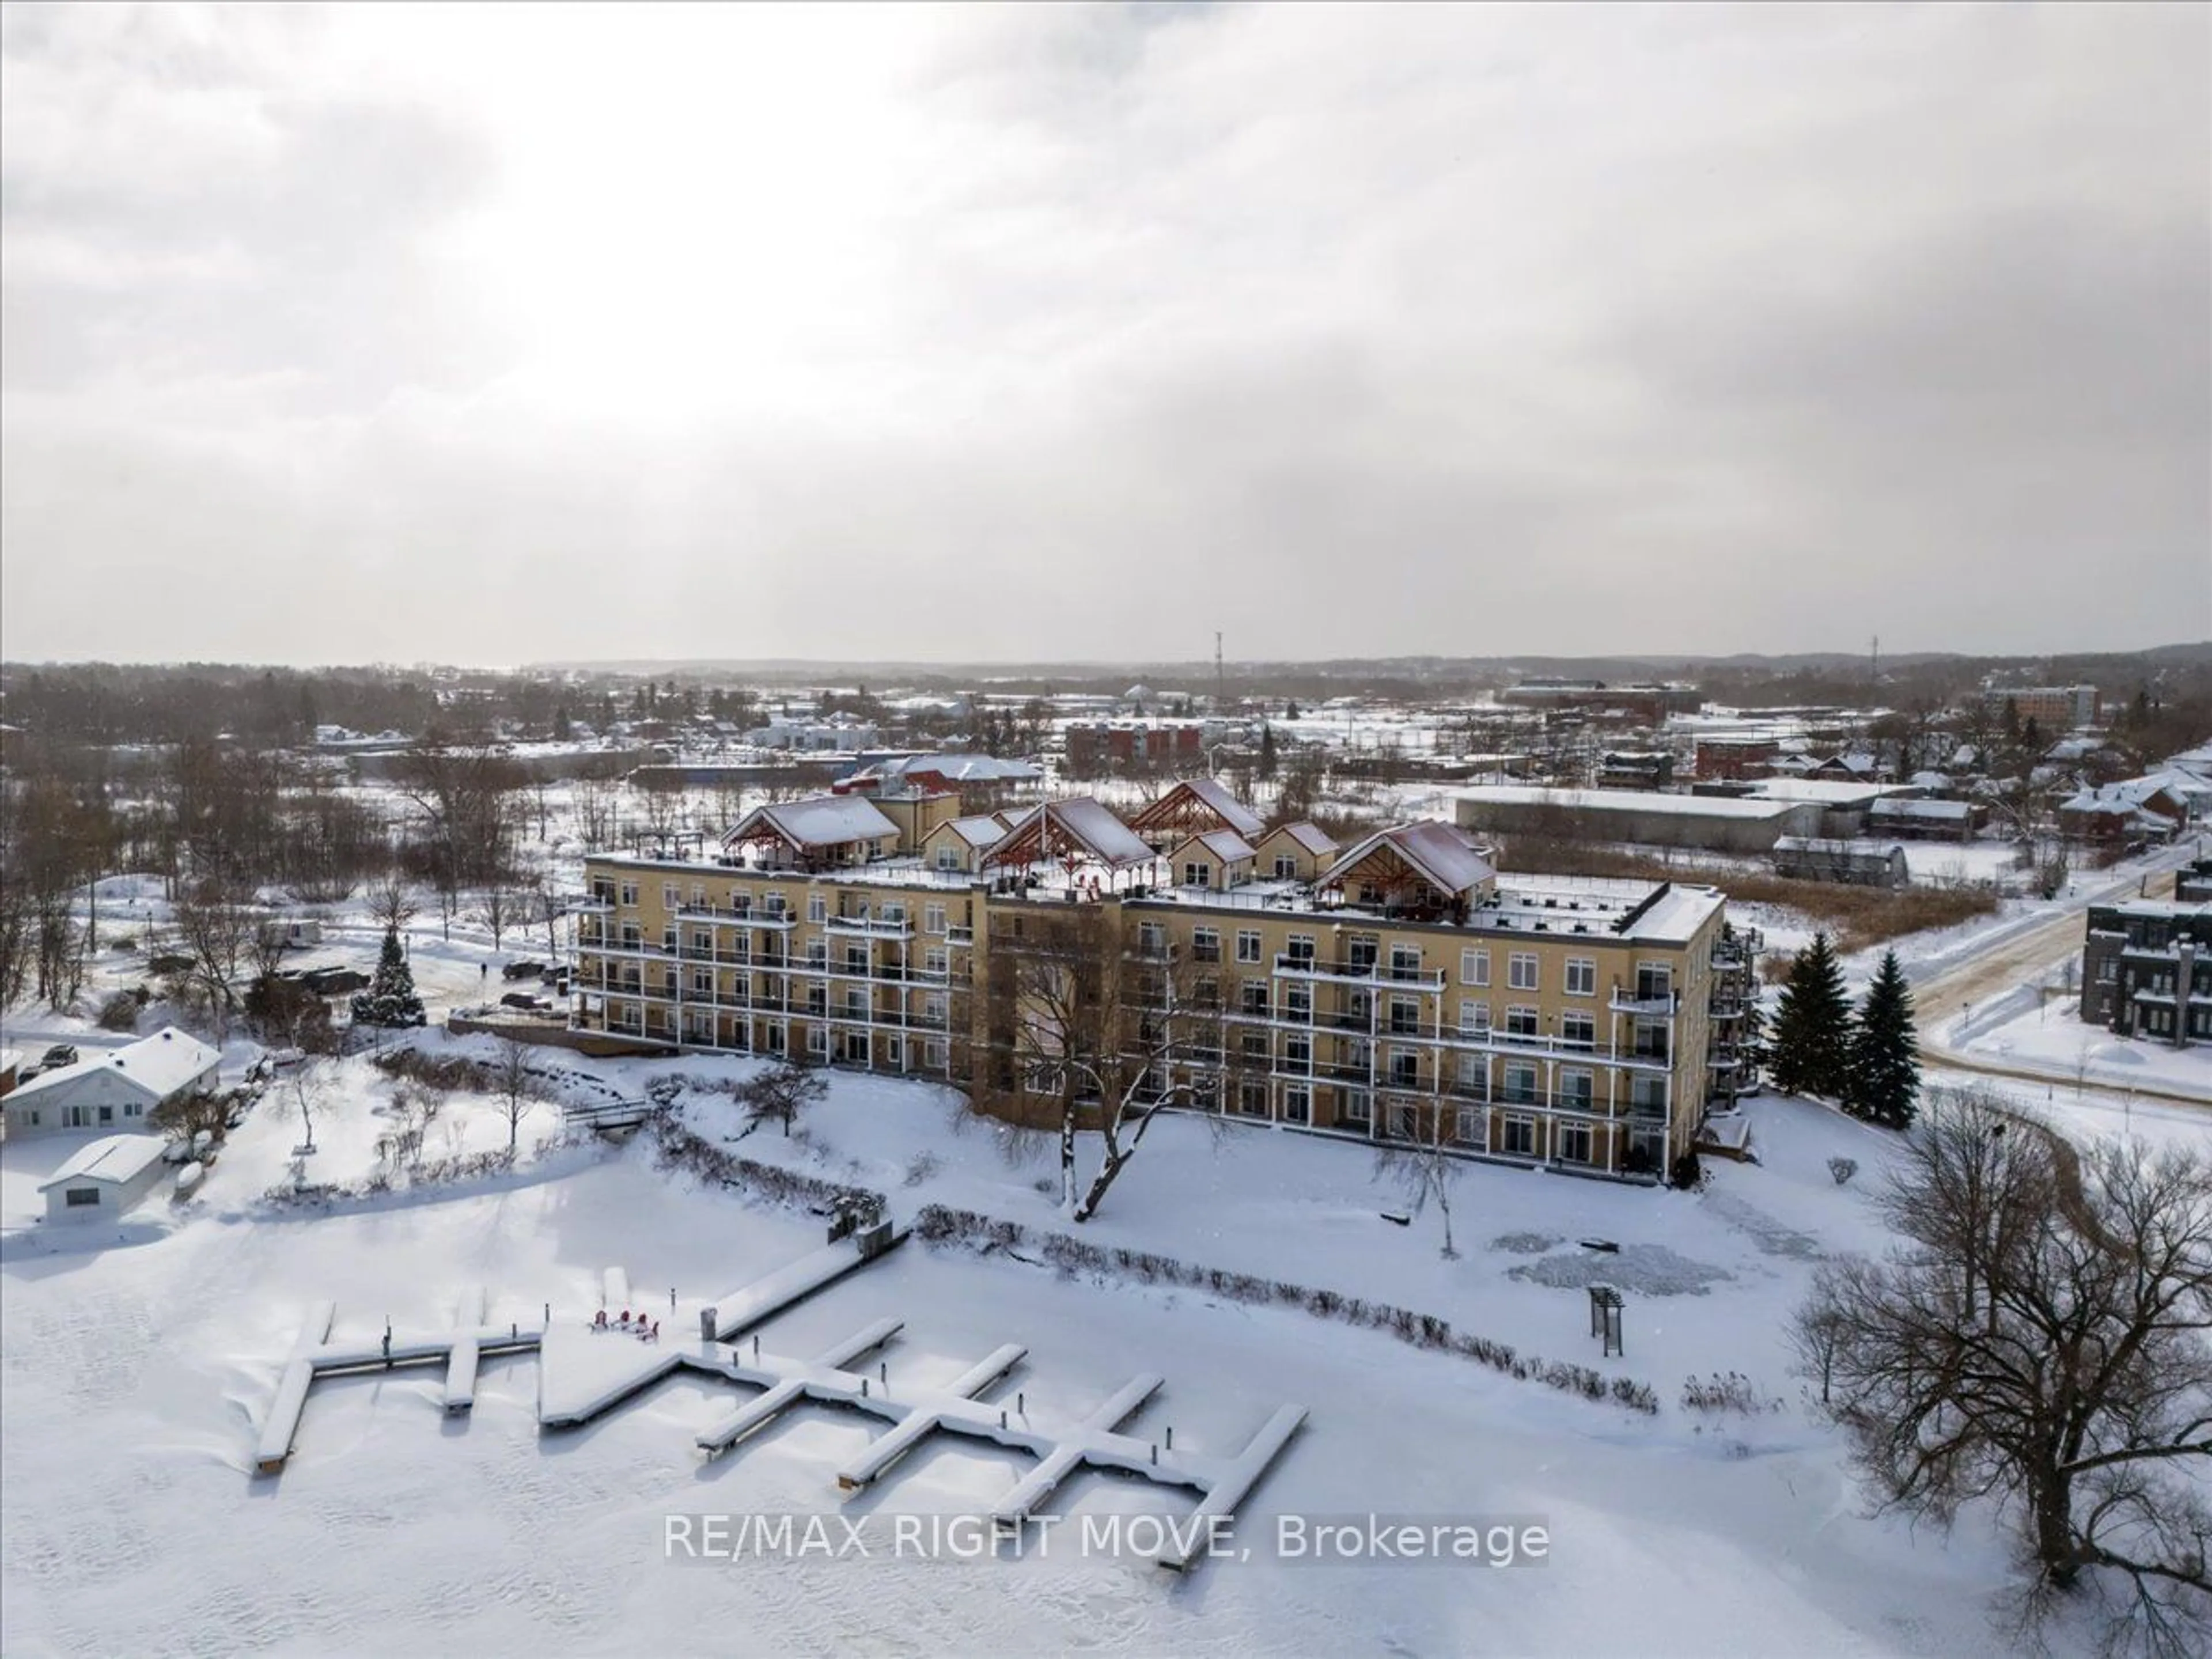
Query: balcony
[[677, 902, 796, 930], [1610, 988, 1677, 1016], [827, 912, 914, 938], [1274, 955, 1447, 990]]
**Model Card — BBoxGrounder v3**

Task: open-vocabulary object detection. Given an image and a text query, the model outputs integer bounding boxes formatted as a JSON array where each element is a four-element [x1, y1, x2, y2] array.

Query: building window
[[808, 893, 828, 923], [1559, 1069, 1594, 1109], [664, 884, 680, 911], [935, 846, 960, 871], [1389, 944, 1422, 980], [1560, 1012, 1596, 1048], [1236, 930, 1262, 964], [1285, 984, 1312, 1020], [1183, 862, 1211, 889], [1286, 934, 1316, 965], [1508, 952, 1539, 991], [1238, 1078, 1268, 1116], [925, 903, 947, 935], [1458, 999, 1490, 1035], [1340, 1088, 1371, 1127], [1192, 928, 1221, 963], [1242, 1031, 1270, 1061], [1461, 948, 1490, 987], [1455, 1051, 1487, 1093], [1274, 856, 1298, 880], [1558, 1123, 1593, 1164], [1565, 957, 1596, 996], [923, 994, 946, 1022], [1283, 1085, 1310, 1124], [1455, 1106, 1485, 1146], [1505, 1006, 1539, 1039], [1241, 981, 1270, 1015], [1139, 921, 1168, 956], [1502, 1117, 1536, 1157], [926, 1040, 949, 1069], [1389, 997, 1421, 1035], [691, 884, 706, 907], [619, 882, 639, 907], [925, 948, 949, 976], [1502, 1063, 1538, 1104], [1285, 1034, 1311, 1068], [65, 1187, 101, 1207]]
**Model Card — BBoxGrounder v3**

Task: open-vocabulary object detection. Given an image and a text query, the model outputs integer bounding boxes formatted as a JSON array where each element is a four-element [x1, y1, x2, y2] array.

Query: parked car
[[502, 960, 545, 981], [40, 1044, 78, 1069]]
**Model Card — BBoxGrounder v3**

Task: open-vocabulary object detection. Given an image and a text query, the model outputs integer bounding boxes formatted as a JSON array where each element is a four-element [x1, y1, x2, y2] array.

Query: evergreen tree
[[1847, 949, 1920, 1128], [350, 926, 426, 1028], [1769, 932, 1853, 1100], [1257, 723, 1278, 781], [1285, 699, 1301, 720]]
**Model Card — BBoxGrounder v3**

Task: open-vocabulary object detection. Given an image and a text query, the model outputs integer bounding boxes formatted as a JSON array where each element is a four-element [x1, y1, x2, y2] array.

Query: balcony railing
[[827, 913, 914, 937], [1274, 955, 1447, 989], [1609, 988, 1677, 1016]]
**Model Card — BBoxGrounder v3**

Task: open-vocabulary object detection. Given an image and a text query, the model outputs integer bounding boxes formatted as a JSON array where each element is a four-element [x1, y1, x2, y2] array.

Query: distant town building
[[1983, 685, 2100, 730], [2079, 900, 2212, 1048], [1771, 838, 1910, 889]]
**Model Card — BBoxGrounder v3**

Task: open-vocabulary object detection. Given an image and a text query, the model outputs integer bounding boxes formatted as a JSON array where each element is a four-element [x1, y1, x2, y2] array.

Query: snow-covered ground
[[1963, 999, 2211, 1099], [1, 1039, 2084, 1657]]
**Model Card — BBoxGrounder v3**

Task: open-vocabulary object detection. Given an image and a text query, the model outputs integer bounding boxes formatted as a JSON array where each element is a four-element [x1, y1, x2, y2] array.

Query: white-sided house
[[919, 813, 1007, 876], [37, 1134, 171, 1224], [2, 1027, 221, 1140]]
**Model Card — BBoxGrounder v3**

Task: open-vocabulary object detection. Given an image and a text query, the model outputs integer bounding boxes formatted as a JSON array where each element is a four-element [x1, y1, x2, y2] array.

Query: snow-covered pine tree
[[1847, 949, 1920, 1128], [1768, 931, 1853, 1100], [350, 926, 426, 1028]]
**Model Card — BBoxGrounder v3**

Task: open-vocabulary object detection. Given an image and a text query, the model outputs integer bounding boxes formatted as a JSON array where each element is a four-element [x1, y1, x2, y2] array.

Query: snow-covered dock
[[254, 1298, 543, 1474], [537, 1232, 910, 1428]]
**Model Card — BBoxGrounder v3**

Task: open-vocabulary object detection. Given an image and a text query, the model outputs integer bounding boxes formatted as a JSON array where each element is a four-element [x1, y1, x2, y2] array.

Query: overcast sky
[[2, 2, 2206, 668]]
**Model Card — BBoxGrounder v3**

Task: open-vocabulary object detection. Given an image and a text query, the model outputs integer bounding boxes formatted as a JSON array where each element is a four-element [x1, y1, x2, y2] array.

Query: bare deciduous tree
[[170, 878, 260, 1031], [738, 1059, 828, 1139], [1794, 1088, 2211, 1656], [1376, 1130, 1461, 1259], [491, 1035, 546, 1153], [366, 873, 418, 937], [968, 907, 1234, 1222]]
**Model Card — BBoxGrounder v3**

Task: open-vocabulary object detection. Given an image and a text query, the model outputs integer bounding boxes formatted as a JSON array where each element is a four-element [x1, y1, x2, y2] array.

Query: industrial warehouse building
[[1452, 785, 1822, 853]]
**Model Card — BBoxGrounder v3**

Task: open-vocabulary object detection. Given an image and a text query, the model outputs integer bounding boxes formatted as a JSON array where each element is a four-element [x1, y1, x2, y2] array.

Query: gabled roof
[[986, 797, 1156, 871], [933, 814, 1007, 850], [1258, 821, 1339, 857], [38, 1134, 169, 1191], [1126, 778, 1266, 841], [725, 795, 898, 851], [1323, 821, 1495, 898], [1173, 829, 1257, 863], [8, 1027, 219, 1107]]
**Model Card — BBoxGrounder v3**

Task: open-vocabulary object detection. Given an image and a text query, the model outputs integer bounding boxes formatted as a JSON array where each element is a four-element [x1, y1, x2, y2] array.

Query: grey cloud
[[2, 2, 2206, 665]]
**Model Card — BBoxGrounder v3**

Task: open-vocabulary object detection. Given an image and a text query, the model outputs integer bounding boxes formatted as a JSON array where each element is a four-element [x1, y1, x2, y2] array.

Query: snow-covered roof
[[859, 753, 1040, 786], [1127, 778, 1267, 840], [1456, 785, 1801, 821], [1176, 829, 1257, 863], [1742, 778, 1895, 806], [1868, 797, 1974, 820], [727, 796, 899, 850], [8, 1027, 219, 1107], [1325, 821, 1496, 897], [937, 815, 1007, 850], [991, 798, 1156, 870], [1263, 821, 1339, 857], [37, 1134, 171, 1191]]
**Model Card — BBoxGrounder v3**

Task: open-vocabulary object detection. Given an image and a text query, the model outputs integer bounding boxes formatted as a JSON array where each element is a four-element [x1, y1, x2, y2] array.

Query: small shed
[[1168, 829, 1257, 891], [39, 1134, 171, 1224], [1251, 821, 1339, 882], [1772, 838, 1909, 889], [919, 813, 1006, 875]]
